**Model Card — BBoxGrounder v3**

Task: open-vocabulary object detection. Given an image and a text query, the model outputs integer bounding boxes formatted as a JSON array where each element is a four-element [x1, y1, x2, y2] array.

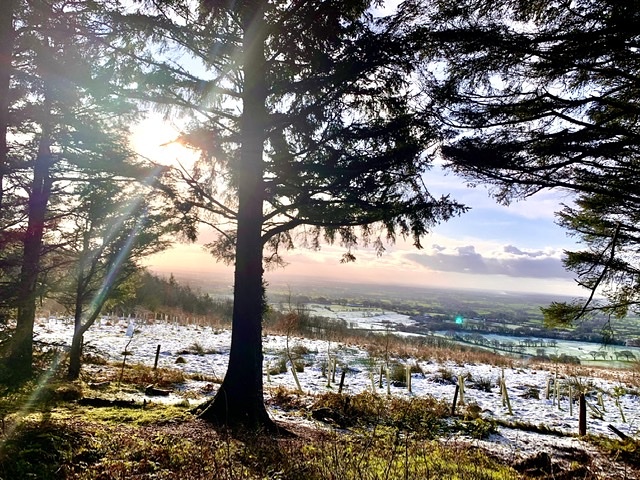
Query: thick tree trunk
[[9, 123, 53, 379], [0, 0, 16, 208], [198, 2, 274, 429]]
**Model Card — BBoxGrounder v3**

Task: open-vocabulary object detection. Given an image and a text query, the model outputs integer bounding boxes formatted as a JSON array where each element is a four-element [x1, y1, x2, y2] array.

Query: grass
[[0, 352, 515, 480], [0, 404, 520, 480]]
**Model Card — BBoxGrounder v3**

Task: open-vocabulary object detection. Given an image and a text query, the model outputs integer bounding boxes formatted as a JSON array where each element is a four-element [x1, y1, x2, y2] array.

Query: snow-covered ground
[[36, 316, 640, 442], [305, 304, 415, 330], [35, 317, 640, 464]]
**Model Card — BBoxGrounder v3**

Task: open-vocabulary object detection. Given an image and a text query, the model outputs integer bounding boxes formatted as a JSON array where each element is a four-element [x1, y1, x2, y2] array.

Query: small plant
[[267, 386, 305, 410], [434, 366, 455, 384], [470, 376, 494, 393], [521, 386, 540, 399], [190, 342, 205, 355], [389, 362, 408, 385], [267, 357, 287, 375], [458, 416, 498, 439], [293, 359, 305, 373], [291, 343, 311, 355]]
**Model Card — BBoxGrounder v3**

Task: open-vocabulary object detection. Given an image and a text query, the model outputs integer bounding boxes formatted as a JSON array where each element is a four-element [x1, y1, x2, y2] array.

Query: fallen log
[[607, 424, 628, 441], [145, 384, 171, 396], [78, 397, 138, 408]]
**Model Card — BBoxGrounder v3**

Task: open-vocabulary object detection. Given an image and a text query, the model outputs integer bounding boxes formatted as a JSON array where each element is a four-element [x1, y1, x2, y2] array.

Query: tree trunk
[[198, 2, 274, 429], [9, 116, 53, 380], [68, 332, 83, 380], [0, 0, 16, 208]]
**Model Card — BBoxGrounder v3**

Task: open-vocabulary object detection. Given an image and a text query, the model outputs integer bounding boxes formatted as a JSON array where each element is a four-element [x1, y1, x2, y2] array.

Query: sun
[[129, 114, 198, 168]]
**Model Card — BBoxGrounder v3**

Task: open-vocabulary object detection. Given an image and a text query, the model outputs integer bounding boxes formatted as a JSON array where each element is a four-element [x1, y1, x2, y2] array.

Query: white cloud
[[404, 243, 572, 279]]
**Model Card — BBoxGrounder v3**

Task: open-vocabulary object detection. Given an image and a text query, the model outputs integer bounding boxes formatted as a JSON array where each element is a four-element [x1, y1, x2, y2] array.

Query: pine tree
[[53, 179, 172, 379], [131, 0, 467, 428]]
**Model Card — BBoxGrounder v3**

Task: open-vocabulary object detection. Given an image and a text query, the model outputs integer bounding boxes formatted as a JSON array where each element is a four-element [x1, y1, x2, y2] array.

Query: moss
[[77, 402, 193, 425]]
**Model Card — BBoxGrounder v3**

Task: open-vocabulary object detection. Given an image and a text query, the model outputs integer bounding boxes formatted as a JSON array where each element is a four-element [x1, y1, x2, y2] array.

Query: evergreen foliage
[[0, 0, 180, 379], [418, 0, 640, 325], [125, 0, 466, 427], [133, 271, 233, 320]]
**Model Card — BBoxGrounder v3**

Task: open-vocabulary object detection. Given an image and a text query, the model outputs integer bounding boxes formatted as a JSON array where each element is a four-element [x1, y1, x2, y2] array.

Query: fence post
[[451, 385, 459, 415], [332, 357, 337, 384], [579, 393, 587, 436], [386, 365, 390, 395], [153, 345, 161, 370], [338, 369, 347, 393]]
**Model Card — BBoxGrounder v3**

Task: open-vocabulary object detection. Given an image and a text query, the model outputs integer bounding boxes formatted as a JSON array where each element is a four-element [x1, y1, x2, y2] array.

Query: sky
[[132, 114, 584, 298]]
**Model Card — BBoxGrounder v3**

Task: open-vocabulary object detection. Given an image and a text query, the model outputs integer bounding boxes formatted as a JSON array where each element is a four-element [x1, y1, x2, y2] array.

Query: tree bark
[[68, 333, 83, 380], [0, 0, 16, 208], [198, 1, 274, 429], [9, 104, 53, 380]]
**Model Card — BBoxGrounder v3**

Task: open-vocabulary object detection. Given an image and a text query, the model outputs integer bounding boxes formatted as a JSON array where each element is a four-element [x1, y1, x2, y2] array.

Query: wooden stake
[[386, 365, 390, 395], [153, 344, 161, 370], [501, 379, 513, 415], [451, 385, 459, 415], [569, 386, 573, 416], [290, 366, 302, 393], [615, 397, 626, 423], [338, 369, 346, 393], [332, 357, 337, 383], [579, 393, 587, 436]]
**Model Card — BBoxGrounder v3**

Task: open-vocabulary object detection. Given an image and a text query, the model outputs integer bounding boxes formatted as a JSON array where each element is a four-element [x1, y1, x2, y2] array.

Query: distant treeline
[[133, 272, 233, 323]]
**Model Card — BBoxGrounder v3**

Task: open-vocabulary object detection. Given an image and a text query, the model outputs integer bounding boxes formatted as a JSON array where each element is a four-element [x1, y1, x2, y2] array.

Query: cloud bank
[[404, 244, 572, 279]]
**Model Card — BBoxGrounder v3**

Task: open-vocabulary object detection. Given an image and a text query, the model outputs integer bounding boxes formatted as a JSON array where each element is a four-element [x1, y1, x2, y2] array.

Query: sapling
[[612, 386, 627, 423], [569, 386, 573, 416], [597, 392, 606, 413], [458, 375, 466, 406], [500, 375, 513, 415]]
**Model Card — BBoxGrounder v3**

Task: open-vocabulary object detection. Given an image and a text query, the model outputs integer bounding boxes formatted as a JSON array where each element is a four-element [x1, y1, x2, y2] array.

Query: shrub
[[434, 367, 455, 384], [470, 376, 494, 393], [267, 358, 287, 375], [389, 363, 408, 385], [291, 344, 311, 355]]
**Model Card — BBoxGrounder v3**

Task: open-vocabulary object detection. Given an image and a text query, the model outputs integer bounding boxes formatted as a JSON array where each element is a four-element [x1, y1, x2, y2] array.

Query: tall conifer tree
[[130, 0, 466, 427]]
